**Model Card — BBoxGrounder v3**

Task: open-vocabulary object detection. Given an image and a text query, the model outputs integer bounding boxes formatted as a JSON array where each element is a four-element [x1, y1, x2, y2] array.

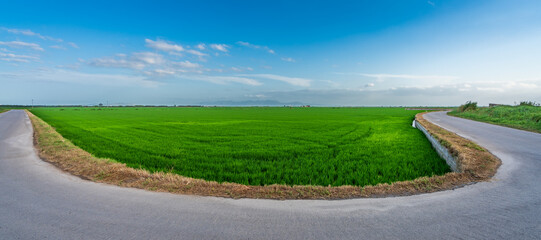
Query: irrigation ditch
[[26, 110, 500, 199]]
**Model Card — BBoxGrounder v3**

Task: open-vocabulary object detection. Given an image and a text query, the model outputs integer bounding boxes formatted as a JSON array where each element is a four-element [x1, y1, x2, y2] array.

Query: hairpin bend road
[[0, 110, 540, 239]]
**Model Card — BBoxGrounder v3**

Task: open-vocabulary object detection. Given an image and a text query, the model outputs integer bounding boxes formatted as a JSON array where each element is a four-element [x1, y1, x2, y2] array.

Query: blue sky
[[1, 0, 540, 106]]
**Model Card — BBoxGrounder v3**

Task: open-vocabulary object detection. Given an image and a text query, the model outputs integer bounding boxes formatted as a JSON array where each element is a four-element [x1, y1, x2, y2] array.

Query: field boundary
[[448, 111, 541, 134], [414, 119, 458, 172], [26, 110, 500, 199]]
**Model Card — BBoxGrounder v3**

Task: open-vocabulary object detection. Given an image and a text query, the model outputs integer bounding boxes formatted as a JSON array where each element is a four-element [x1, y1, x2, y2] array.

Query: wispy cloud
[[143, 69, 177, 77], [281, 57, 295, 62], [4, 68, 160, 87], [339, 72, 458, 81], [87, 51, 203, 77], [0, 41, 44, 51], [145, 39, 209, 59], [0, 52, 39, 63], [196, 43, 206, 50], [145, 39, 184, 52], [187, 75, 262, 86], [49, 45, 67, 50], [254, 79, 541, 106], [241, 74, 311, 87], [88, 52, 164, 69], [210, 44, 229, 52], [172, 60, 201, 68], [427, 1, 435, 7], [132, 52, 165, 65], [236, 41, 275, 54], [230, 66, 253, 72], [185, 49, 207, 57], [1, 27, 63, 42], [68, 42, 79, 49], [88, 56, 145, 69], [362, 73, 457, 80]]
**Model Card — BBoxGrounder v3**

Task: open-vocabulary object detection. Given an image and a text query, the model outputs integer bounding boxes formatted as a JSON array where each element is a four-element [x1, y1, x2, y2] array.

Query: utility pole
[[32, 99, 34, 109]]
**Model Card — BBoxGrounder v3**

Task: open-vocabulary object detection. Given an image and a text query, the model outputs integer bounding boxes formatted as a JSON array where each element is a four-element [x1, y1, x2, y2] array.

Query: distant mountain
[[199, 100, 304, 106]]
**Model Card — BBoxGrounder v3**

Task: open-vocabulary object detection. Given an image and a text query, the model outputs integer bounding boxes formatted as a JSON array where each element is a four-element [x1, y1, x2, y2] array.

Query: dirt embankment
[[27, 110, 500, 199]]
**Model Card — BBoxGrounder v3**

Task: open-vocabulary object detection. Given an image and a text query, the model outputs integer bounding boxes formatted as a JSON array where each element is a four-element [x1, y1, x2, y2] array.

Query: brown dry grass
[[27, 110, 500, 199], [415, 112, 501, 180]]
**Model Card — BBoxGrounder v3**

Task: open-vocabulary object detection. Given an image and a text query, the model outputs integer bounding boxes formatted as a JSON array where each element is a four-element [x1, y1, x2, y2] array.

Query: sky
[[1, 0, 540, 106]]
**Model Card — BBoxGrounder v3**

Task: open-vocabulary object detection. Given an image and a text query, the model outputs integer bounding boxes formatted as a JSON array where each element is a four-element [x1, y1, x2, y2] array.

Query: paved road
[[1, 110, 540, 239]]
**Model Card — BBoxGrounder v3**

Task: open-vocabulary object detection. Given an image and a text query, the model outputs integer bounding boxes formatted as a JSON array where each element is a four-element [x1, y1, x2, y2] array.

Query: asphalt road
[[1, 110, 540, 239]]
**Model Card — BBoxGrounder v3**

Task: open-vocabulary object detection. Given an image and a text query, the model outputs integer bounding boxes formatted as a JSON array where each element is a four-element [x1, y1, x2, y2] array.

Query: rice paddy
[[30, 107, 450, 187]]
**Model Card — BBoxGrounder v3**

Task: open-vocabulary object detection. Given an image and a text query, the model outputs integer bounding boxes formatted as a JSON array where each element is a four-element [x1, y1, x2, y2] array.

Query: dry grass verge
[[27, 110, 500, 199], [415, 112, 501, 180]]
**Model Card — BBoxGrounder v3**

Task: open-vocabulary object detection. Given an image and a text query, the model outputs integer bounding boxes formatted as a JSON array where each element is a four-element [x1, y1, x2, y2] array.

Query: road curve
[[1, 110, 540, 239]]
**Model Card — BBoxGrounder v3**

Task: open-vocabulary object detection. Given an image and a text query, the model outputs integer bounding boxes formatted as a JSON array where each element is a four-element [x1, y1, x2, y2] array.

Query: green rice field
[[30, 107, 450, 186]]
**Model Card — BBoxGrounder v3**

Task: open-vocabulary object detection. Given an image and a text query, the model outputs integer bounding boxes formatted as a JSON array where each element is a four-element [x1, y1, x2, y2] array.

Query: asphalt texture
[[0, 110, 540, 239]]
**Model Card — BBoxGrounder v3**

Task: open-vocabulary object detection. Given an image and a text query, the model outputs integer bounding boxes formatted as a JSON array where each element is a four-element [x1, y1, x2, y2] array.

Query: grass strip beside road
[[27, 110, 500, 199], [449, 106, 541, 133], [416, 112, 500, 180]]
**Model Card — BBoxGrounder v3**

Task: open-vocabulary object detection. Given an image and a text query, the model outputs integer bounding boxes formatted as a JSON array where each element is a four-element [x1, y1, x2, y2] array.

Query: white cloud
[[518, 82, 538, 88], [477, 87, 505, 92], [364, 83, 375, 88], [0, 58, 29, 63], [88, 51, 203, 77], [145, 39, 184, 52], [56, 63, 81, 70], [168, 52, 183, 57], [230, 66, 253, 72], [196, 43, 206, 50], [132, 52, 165, 65], [0, 41, 44, 51], [281, 57, 295, 62], [88, 54, 146, 69], [427, 1, 435, 6], [4, 68, 160, 87], [1, 27, 63, 42], [172, 60, 200, 68], [236, 41, 275, 54], [68, 42, 79, 49], [0, 52, 39, 63], [145, 39, 208, 59], [187, 75, 262, 86], [185, 49, 207, 56], [210, 44, 229, 52], [49, 45, 66, 50], [241, 74, 312, 87], [236, 41, 250, 47], [255, 80, 541, 106], [357, 73, 458, 81], [148, 69, 176, 76]]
